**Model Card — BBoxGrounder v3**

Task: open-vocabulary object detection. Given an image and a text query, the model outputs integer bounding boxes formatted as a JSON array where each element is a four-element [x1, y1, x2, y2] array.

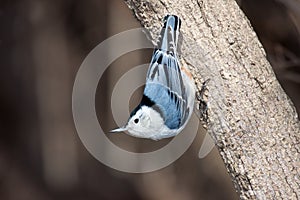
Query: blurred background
[[0, 0, 299, 199]]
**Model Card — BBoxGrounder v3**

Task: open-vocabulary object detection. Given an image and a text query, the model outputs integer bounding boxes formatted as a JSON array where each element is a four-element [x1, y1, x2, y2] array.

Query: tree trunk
[[124, 0, 300, 199]]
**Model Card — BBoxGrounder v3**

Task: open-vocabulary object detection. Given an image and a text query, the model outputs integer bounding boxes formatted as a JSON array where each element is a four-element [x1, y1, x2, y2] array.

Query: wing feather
[[141, 15, 191, 129], [144, 49, 189, 129]]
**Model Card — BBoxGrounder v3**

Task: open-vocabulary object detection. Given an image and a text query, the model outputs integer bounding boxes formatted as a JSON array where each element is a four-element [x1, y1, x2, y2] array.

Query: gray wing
[[143, 49, 189, 129], [142, 15, 190, 129]]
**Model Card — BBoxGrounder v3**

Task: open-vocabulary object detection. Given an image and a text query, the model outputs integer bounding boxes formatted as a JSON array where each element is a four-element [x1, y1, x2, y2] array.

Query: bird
[[111, 15, 196, 140]]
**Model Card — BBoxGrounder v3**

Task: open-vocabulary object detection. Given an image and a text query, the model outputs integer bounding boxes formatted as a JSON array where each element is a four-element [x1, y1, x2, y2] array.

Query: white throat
[[126, 106, 175, 140]]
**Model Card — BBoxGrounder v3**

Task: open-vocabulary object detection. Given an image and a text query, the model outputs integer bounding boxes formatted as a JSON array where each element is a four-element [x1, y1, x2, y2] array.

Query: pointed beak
[[110, 126, 128, 133]]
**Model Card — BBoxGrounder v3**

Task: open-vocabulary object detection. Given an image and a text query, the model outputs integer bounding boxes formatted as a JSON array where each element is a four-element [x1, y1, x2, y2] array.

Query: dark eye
[[134, 118, 139, 124]]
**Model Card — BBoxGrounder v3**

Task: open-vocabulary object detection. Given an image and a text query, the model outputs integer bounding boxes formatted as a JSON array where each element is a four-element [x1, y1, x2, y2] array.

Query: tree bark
[[124, 0, 300, 199]]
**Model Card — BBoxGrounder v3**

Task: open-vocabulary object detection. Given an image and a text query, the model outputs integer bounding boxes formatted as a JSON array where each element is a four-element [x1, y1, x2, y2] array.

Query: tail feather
[[157, 15, 181, 53]]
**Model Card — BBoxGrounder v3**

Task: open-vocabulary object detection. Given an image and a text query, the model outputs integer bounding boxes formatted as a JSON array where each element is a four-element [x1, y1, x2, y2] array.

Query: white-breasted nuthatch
[[111, 15, 196, 140]]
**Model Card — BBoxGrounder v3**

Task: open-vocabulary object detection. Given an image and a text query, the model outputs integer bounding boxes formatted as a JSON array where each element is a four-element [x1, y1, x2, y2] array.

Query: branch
[[124, 0, 300, 199]]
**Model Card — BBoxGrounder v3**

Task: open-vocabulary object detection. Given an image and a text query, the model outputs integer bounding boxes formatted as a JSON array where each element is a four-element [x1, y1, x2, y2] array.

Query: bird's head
[[110, 105, 165, 139]]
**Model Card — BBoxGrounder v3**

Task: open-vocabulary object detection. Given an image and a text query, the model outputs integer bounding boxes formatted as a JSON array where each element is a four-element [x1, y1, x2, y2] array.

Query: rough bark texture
[[124, 0, 300, 199]]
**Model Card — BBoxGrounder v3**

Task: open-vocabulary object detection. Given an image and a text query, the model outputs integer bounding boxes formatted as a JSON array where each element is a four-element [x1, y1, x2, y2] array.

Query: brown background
[[0, 0, 299, 199]]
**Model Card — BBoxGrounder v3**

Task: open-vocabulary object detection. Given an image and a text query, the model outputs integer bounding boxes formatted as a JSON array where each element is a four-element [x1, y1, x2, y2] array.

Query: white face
[[126, 106, 165, 139]]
